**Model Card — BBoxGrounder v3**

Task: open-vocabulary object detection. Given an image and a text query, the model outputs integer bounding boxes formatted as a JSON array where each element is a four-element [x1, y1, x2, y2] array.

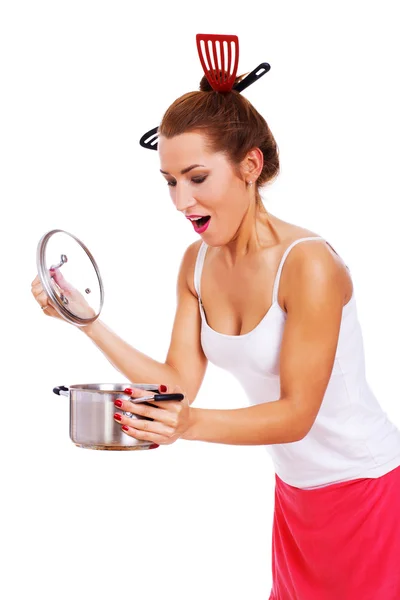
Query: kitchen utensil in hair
[[233, 62, 270, 93], [139, 32, 271, 151], [195, 33, 239, 92]]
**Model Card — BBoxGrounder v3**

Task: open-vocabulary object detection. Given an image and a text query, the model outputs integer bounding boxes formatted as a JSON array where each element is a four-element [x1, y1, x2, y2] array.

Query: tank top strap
[[272, 236, 324, 304], [194, 241, 208, 301]]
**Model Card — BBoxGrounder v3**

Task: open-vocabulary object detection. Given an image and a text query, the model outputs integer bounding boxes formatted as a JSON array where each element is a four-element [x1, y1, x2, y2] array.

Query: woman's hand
[[31, 274, 64, 321], [113, 384, 192, 447], [31, 269, 96, 321]]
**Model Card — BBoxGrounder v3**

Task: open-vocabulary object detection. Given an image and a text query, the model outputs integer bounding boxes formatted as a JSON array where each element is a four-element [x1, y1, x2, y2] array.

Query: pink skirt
[[269, 465, 400, 600]]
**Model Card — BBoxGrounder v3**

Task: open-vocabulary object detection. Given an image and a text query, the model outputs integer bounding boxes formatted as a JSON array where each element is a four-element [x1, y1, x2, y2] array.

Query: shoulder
[[282, 237, 350, 311]]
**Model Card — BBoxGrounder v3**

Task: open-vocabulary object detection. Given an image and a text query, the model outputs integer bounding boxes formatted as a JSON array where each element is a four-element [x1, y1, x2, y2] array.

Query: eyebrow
[[160, 164, 206, 176]]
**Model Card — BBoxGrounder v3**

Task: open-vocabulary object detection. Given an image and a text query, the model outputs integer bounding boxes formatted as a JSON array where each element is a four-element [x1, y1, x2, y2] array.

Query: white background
[[1, 1, 399, 598]]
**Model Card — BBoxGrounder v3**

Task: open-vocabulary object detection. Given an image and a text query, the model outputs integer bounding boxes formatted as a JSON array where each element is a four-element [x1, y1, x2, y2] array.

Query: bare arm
[[80, 318, 182, 389], [164, 241, 208, 404], [81, 241, 208, 404]]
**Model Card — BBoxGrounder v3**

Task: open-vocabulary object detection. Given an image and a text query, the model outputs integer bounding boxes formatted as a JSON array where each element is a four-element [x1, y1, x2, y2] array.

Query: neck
[[219, 205, 280, 268]]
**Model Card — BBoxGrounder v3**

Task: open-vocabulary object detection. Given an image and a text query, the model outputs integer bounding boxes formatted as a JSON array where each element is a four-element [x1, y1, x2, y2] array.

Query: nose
[[173, 181, 197, 213]]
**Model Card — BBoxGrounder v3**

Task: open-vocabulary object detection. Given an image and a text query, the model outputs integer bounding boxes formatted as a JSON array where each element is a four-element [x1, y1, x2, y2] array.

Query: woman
[[31, 37, 400, 599]]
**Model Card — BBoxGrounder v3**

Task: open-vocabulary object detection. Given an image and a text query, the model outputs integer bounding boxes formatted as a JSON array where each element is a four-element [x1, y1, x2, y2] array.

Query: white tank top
[[194, 237, 400, 489]]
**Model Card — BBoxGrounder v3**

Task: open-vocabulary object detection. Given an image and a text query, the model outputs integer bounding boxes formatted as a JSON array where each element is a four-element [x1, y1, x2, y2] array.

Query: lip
[[185, 214, 208, 219], [192, 217, 211, 234]]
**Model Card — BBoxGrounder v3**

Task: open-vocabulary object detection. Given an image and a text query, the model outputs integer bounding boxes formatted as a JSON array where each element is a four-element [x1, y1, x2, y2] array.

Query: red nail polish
[[160, 385, 167, 393], [122, 425, 129, 431], [114, 399, 123, 408], [114, 413, 122, 421], [124, 388, 133, 395], [149, 443, 159, 449]]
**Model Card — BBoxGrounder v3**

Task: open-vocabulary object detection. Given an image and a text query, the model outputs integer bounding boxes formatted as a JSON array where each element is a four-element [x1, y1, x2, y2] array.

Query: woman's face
[[158, 131, 252, 245]]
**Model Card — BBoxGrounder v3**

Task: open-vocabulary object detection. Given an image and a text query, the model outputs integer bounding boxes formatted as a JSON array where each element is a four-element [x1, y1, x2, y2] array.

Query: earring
[[247, 180, 253, 187]]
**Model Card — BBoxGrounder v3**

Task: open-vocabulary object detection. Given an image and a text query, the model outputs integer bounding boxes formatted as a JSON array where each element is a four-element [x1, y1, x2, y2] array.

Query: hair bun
[[199, 71, 243, 92], [199, 74, 214, 92]]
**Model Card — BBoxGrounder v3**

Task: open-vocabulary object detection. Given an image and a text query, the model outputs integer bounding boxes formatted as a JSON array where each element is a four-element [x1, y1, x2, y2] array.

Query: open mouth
[[192, 216, 211, 233], [194, 216, 210, 228]]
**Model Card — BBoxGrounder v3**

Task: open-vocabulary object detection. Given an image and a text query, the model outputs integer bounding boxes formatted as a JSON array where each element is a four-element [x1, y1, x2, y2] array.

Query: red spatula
[[196, 33, 239, 92]]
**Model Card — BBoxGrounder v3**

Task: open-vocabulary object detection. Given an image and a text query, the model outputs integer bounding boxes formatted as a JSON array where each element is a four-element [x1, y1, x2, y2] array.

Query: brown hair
[[159, 72, 280, 213]]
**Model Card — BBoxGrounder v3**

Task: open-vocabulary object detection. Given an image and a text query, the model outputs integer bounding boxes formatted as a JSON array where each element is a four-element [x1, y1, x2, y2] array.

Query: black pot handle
[[53, 386, 69, 396], [152, 393, 184, 401]]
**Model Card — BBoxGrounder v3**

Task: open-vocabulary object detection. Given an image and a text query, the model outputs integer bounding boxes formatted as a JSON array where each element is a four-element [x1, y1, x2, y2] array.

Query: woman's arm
[[182, 400, 304, 445], [81, 318, 182, 389], [80, 241, 208, 404]]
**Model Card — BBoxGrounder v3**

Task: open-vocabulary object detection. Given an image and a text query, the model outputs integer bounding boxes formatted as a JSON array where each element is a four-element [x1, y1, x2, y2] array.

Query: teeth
[[191, 217, 203, 221]]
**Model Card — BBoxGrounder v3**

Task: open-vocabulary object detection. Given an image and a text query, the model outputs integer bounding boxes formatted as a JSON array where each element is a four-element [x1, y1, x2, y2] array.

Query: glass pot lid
[[36, 229, 104, 326]]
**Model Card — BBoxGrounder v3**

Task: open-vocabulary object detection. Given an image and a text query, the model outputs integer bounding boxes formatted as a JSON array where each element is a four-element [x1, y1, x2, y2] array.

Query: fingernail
[[114, 400, 123, 408], [122, 425, 129, 432], [149, 444, 159, 449], [114, 413, 122, 421], [124, 388, 133, 395], [159, 385, 167, 393]]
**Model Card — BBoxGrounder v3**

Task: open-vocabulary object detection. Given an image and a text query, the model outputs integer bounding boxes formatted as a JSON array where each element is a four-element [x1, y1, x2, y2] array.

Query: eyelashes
[[167, 176, 207, 187]]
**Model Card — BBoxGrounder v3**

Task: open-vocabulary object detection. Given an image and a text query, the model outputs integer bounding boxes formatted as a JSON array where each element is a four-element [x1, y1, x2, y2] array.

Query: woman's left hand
[[114, 384, 191, 447]]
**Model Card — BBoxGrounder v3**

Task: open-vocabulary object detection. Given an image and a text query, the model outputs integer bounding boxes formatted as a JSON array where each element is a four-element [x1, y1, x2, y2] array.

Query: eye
[[166, 176, 207, 187]]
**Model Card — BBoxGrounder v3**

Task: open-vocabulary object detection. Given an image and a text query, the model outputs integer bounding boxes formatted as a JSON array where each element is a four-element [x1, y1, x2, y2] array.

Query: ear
[[240, 147, 264, 183]]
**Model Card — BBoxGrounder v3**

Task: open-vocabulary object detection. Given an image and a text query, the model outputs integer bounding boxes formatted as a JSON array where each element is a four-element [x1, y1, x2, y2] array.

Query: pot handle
[[53, 386, 69, 397], [152, 393, 184, 401]]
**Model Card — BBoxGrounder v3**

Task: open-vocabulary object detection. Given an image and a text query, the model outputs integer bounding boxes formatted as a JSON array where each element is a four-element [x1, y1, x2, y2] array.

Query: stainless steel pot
[[53, 383, 183, 450]]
